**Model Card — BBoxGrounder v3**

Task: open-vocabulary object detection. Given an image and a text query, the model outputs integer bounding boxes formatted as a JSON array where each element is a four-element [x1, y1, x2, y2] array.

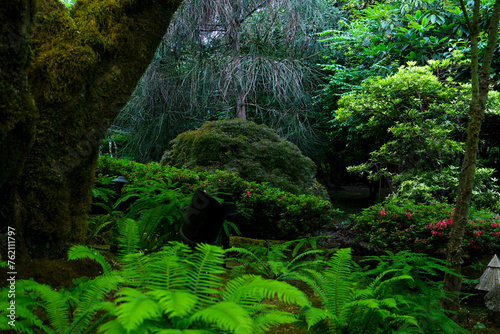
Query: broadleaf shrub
[[353, 198, 500, 256], [96, 155, 338, 240]]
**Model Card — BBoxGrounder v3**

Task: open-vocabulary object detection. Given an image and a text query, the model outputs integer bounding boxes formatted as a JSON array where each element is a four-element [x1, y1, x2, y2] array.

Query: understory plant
[[96, 154, 338, 239], [296, 248, 467, 333], [358, 250, 468, 333], [353, 198, 500, 256], [0, 246, 123, 334], [226, 236, 329, 280], [0, 243, 312, 334], [296, 248, 419, 333]]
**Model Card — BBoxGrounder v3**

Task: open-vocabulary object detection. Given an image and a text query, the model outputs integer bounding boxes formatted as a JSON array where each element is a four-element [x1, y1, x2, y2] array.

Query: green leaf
[[191, 302, 253, 334]]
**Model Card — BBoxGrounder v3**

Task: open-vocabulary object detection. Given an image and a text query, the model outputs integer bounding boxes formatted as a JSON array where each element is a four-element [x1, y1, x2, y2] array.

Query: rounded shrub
[[161, 119, 326, 197]]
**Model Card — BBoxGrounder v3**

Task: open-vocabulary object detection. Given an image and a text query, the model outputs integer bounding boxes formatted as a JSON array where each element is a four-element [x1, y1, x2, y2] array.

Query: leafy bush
[[96, 155, 338, 240], [389, 166, 500, 210], [161, 119, 327, 198], [353, 199, 500, 256]]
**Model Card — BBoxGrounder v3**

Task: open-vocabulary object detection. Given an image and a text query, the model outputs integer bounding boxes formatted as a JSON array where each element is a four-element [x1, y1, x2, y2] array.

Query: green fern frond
[[149, 290, 198, 317], [120, 252, 152, 289], [67, 274, 124, 334], [191, 301, 253, 334], [68, 245, 112, 275], [117, 218, 141, 256], [186, 243, 226, 306], [302, 306, 328, 329], [22, 280, 70, 333], [222, 275, 310, 308], [251, 309, 298, 333], [147, 250, 191, 291], [324, 248, 352, 317], [113, 287, 162, 332]]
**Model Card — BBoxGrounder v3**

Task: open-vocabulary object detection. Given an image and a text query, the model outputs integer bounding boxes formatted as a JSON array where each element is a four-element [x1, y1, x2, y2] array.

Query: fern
[[296, 248, 421, 334], [227, 238, 326, 280], [358, 250, 469, 333], [116, 218, 141, 256], [68, 245, 112, 275], [99, 242, 311, 333]]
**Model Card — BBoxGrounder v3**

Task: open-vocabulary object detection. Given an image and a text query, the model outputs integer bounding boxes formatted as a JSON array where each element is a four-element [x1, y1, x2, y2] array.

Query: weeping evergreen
[[113, 0, 342, 162]]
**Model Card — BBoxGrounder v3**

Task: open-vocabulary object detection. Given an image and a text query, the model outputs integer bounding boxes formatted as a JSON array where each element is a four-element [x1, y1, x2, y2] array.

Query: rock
[[484, 283, 500, 325]]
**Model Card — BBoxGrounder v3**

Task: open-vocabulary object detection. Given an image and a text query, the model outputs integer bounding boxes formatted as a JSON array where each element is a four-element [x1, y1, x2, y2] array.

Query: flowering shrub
[[353, 199, 500, 256], [96, 155, 338, 240]]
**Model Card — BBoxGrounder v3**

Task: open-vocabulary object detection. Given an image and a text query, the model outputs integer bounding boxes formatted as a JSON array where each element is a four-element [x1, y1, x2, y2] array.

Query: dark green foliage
[[358, 251, 468, 333], [0, 267, 123, 333], [297, 248, 420, 333], [353, 199, 500, 255], [227, 236, 328, 280], [162, 119, 323, 197], [96, 155, 338, 240]]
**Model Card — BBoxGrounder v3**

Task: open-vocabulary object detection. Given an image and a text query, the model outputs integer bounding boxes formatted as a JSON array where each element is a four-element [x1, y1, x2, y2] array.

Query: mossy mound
[[161, 119, 325, 197]]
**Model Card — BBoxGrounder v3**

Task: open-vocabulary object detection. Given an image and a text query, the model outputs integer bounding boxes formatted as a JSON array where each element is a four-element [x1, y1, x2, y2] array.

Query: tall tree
[[114, 0, 340, 161], [0, 0, 182, 271], [442, 0, 500, 315]]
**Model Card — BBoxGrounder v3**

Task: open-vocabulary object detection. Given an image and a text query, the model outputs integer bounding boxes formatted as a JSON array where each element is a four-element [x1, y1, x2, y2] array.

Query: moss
[[163, 119, 325, 197], [2, 0, 183, 261]]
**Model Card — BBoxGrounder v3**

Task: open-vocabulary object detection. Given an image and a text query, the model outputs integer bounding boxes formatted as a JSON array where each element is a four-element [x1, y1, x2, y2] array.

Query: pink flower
[[130, 161, 133, 164], [380, 210, 386, 215], [406, 212, 411, 220], [491, 223, 497, 228]]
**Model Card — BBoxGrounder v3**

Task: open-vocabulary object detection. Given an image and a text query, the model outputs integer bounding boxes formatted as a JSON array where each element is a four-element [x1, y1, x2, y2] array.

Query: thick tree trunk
[[0, 0, 182, 272], [442, 0, 500, 316]]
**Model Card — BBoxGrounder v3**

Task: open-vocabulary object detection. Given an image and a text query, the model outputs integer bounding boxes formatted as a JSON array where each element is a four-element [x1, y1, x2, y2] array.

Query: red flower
[[380, 210, 386, 215]]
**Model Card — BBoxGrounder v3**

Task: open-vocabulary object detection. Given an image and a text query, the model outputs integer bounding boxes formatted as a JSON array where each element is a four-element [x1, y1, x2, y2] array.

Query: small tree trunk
[[442, 0, 500, 315]]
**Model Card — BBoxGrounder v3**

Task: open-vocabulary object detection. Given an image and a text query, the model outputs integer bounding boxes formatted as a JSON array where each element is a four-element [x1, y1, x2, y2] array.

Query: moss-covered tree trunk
[[0, 0, 182, 271], [442, 0, 500, 315]]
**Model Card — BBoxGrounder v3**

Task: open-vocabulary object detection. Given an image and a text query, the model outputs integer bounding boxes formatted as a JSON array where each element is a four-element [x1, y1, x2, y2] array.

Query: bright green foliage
[[163, 119, 322, 197], [296, 248, 420, 333], [1, 243, 311, 333], [226, 236, 328, 280], [331, 63, 500, 201], [98, 242, 310, 333], [320, 0, 499, 78], [353, 199, 500, 255], [113, 180, 192, 252], [0, 270, 123, 333], [96, 155, 338, 240]]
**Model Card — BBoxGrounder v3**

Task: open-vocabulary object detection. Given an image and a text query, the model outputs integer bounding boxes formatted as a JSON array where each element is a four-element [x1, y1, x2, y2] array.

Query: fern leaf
[[191, 301, 253, 334], [23, 280, 70, 333], [251, 310, 298, 333], [149, 290, 198, 317], [302, 307, 328, 329], [113, 287, 162, 332], [186, 243, 225, 306], [117, 218, 141, 256], [324, 248, 352, 317], [222, 275, 310, 308], [67, 274, 124, 334], [68, 245, 112, 275]]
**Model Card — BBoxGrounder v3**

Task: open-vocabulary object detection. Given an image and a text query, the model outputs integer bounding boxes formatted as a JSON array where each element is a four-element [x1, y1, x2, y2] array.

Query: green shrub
[[353, 198, 500, 256], [161, 119, 327, 198], [95, 155, 338, 240]]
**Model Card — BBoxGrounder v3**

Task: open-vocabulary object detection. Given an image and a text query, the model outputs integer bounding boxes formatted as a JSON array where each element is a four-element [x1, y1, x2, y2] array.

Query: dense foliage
[[353, 199, 500, 256], [162, 119, 326, 198], [96, 154, 337, 240]]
